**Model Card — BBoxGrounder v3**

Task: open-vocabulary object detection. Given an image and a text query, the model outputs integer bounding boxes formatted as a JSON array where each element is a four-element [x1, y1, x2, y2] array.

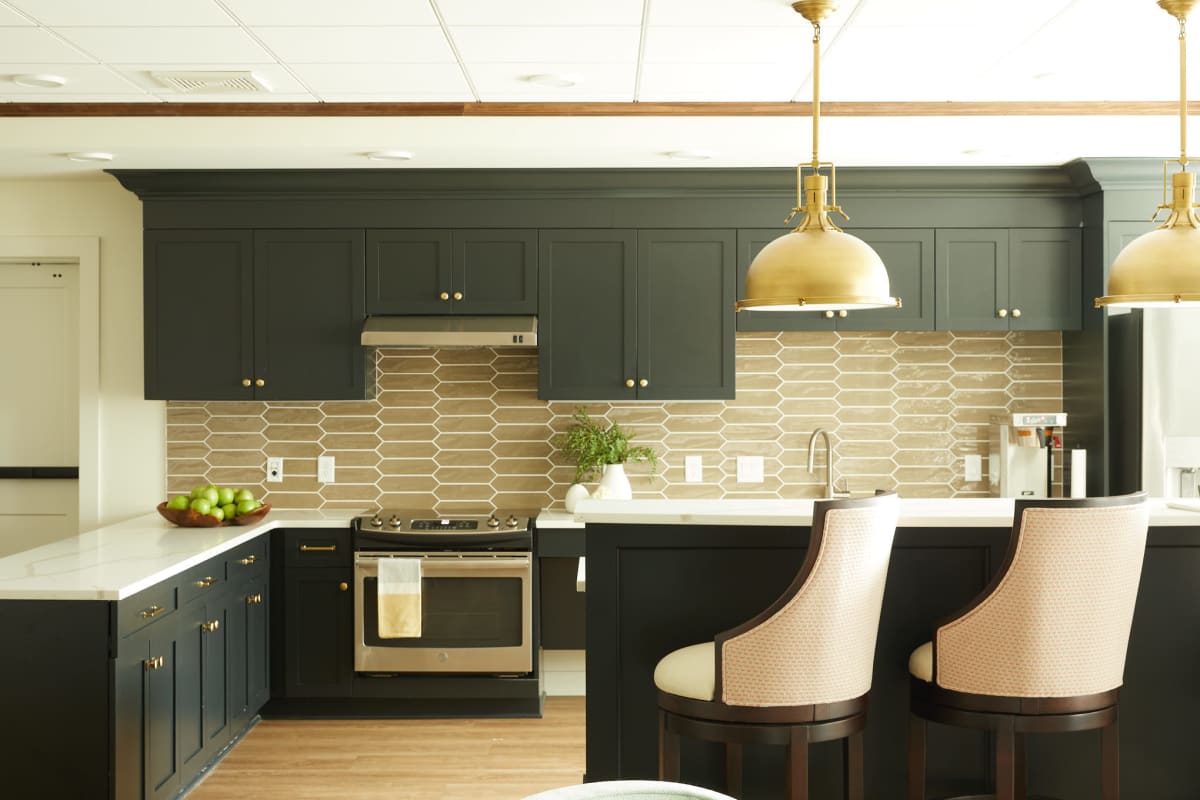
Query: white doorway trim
[[0, 237, 99, 531]]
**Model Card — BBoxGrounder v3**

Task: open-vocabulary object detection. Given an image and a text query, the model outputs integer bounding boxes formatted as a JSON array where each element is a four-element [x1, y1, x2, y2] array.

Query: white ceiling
[[0, 0, 1194, 177]]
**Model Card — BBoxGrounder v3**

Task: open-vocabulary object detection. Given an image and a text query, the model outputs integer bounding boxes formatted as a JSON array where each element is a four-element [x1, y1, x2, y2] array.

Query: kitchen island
[[575, 498, 1200, 800]]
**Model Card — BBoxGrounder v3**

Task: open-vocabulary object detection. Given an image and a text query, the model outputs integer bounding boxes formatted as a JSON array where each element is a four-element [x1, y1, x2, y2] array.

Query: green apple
[[235, 499, 258, 516], [217, 487, 236, 506], [200, 486, 220, 506], [167, 495, 190, 511], [222, 503, 237, 519], [189, 497, 212, 515], [234, 489, 256, 504], [209, 506, 225, 522], [190, 484, 208, 499]]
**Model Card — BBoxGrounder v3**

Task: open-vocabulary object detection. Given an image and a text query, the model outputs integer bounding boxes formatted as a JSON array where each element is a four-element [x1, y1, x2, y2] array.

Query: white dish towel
[[377, 557, 422, 638]]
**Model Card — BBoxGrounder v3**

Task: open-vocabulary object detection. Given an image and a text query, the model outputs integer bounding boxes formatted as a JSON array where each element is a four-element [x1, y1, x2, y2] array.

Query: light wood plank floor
[[187, 697, 585, 800]]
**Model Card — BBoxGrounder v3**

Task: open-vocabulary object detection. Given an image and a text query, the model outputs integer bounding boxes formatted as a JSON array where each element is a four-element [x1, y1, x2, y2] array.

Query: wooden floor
[[187, 696, 586, 800]]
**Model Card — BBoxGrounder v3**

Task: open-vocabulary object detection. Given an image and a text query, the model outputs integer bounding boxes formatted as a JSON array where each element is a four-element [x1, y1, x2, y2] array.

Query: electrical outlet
[[266, 457, 283, 483], [685, 455, 703, 483], [736, 455, 764, 483], [317, 455, 336, 484], [964, 454, 983, 482]]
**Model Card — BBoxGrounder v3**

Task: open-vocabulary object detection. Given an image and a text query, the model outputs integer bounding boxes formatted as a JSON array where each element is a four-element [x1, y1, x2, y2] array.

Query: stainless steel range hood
[[361, 315, 537, 348]]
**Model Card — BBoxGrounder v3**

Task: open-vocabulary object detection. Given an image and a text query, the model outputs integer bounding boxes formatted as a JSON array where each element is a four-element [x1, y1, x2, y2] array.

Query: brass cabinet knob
[[625, 379, 634, 388], [201, 619, 221, 633], [838, 310, 848, 318], [238, 554, 256, 566], [1011, 308, 1022, 318], [439, 291, 450, 301], [242, 379, 252, 387], [338, 582, 349, 592], [453, 291, 463, 301], [195, 576, 218, 588], [255, 378, 265, 387], [997, 308, 1008, 318], [639, 378, 649, 388], [824, 310, 834, 319], [144, 655, 165, 671], [246, 593, 263, 605]]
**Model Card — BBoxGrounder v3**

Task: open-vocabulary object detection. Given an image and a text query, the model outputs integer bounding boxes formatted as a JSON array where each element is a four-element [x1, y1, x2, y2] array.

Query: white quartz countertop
[[571, 497, 1200, 528], [0, 509, 356, 601]]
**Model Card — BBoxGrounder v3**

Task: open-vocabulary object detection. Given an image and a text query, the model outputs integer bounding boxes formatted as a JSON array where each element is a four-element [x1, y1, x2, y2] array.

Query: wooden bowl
[[156, 502, 271, 528]]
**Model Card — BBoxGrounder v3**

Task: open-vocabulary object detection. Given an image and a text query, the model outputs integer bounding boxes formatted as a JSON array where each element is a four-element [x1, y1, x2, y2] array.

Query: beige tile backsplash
[[166, 330, 1062, 511]]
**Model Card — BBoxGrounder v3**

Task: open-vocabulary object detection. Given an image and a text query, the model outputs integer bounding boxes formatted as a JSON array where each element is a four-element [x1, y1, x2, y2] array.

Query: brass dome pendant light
[[1096, 0, 1200, 308], [736, 0, 900, 314]]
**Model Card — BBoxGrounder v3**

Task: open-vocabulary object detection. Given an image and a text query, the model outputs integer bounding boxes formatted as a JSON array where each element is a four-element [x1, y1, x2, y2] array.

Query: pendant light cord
[[811, 22, 822, 170], [1180, 14, 1189, 167]]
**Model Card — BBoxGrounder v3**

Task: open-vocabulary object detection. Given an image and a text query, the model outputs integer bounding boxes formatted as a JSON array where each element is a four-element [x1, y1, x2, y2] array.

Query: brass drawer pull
[[144, 655, 165, 671], [140, 605, 166, 619], [195, 576, 218, 588], [238, 554, 257, 566], [339, 582, 349, 592], [246, 593, 264, 605], [201, 620, 221, 633], [299, 544, 337, 553]]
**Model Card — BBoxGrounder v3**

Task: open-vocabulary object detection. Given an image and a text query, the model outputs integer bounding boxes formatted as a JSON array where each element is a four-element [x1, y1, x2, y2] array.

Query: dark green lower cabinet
[[284, 566, 355, 697], [230, 573, 271, 723]]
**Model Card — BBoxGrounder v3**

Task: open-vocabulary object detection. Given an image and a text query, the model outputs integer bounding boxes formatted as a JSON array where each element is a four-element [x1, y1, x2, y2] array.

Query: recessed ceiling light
[[66, 152, 114, 163], [366, 150, 414, 161], [13, 73, 67, 89], [522, 73, 580, 88], [663, 149, 717, 161]]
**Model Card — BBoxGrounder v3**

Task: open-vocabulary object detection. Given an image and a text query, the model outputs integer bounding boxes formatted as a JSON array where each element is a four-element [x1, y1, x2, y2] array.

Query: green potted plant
[[555, 407, 657, 505]]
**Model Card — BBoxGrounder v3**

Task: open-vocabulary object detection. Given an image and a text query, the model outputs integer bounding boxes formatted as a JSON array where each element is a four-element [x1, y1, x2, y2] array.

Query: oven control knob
[[370, 516, 382, 528], [388, 515, 402, 528], [505, 515, 519, 527], [487, 515, 500, 528], [438, 651, 449, 663]]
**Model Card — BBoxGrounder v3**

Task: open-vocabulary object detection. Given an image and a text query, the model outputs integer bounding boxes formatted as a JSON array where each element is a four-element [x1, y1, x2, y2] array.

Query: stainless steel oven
[[351, 510, 533, 675]]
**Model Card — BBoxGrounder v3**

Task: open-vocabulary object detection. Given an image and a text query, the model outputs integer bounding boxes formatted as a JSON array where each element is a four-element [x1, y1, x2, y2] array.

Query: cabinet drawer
[[283, 529, 351, 567], [177, 554, 226, 608], [118, 581, 177, 638], [225, 537, 269, 581]]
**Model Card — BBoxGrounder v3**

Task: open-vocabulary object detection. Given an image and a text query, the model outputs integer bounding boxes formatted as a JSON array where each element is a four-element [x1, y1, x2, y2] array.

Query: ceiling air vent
[[150, 70, 271, 94]]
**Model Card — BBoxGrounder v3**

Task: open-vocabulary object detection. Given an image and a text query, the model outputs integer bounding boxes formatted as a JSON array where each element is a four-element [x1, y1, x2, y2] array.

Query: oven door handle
[[356, 555, 530, 573]]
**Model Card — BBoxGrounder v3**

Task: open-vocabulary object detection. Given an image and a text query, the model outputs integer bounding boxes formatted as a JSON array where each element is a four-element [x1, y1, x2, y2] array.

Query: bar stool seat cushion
[[654, 642, 715, 701], [908, 641, 933, 683]]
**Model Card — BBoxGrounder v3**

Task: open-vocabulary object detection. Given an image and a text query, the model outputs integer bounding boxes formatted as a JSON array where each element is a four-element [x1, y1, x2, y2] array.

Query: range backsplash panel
[[165, 330, 1062, 512]]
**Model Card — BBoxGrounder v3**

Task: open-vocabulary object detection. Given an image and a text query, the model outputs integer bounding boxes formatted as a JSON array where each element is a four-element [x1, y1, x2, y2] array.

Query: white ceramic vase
[[564, 482, 590, 513], [596, 463, 633, 500]]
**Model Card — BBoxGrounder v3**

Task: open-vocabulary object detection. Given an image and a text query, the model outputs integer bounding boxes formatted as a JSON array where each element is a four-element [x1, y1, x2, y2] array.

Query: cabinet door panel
[[176, 604, 206, 775], [935, 229, 1009, 330], [637, 230, 736, 400], [231, 574, 271, 719], [538, 230, 638, 400], [840, 229, 935, 331], [144, 230, 254, 400], [202, 600, 231, 757], [254, 230, 366, 400], [1008, 228, 1082, 330], [284, 567, 354, 697], [366, 230, 452, 314], [735, 228, 834, 332], [454, 229, 537, 313], [147, 635, 180, 800]]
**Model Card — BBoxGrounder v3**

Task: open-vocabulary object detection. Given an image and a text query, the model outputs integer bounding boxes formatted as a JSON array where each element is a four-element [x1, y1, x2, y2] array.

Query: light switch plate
[[737, 455, 764, 483], [964, 454, 983, 482], [685, 455, 703, 483], [266, 457, 283, 483], [317, 456, 335, 484]]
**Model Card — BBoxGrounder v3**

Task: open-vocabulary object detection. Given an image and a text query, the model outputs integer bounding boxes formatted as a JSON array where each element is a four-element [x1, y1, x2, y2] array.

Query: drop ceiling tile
[[435, 0, 644, 26], [252, 26, 455, 64], [643, 26, 808, 67], [149, 92, 319, 103], [0, 62, 143, 93], [0, 5, 34, 25], [648, 0, 853, 28], [469, 61, 635, 101], [114, 62, 311, 95], [290, 62, 472, 96], [452, 25, 639, 63], [638, 62, 808, 102], [0, 91, 154, 101], [0, 27, 90, 62], [7, 0, 235, 26], [850, 0, 1070, 29], [219, 0, 437, 26], [57, 26, 273, 63]]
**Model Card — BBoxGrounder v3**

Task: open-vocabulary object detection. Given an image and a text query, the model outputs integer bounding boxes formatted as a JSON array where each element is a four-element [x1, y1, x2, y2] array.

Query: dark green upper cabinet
[[936, 228, 1081, 331], [735, 228, 933, 332], [144, 229, 366, 401], [367, 229, 537, 315], [538, 229, 734, 401]]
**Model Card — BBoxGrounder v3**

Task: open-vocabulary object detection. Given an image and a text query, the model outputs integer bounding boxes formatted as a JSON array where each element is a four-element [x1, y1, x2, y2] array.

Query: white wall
[[0, 174, 164, 526]]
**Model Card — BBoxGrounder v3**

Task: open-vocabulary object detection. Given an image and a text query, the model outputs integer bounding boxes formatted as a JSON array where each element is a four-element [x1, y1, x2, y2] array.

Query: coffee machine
[[988, 413, 1069, 498]]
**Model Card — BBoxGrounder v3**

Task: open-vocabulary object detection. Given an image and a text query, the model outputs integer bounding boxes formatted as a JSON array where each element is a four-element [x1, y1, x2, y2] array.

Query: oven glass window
[[362, 576, 522, 648]]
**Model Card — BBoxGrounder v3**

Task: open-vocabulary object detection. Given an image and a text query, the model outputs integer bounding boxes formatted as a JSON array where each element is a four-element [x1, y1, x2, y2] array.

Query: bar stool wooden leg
[[843, 729, 864, 800], [995, 723, 1016, 800], [908, 714, 926, 800], [1101, 720, 1120, 800], [724, 742, 743, 798], [785, 725, 810, 800], [659, 710, 680, 781]]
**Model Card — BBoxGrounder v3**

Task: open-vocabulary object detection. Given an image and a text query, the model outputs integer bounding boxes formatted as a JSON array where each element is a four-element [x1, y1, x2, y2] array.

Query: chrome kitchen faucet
[[807, 427, 848, 499]]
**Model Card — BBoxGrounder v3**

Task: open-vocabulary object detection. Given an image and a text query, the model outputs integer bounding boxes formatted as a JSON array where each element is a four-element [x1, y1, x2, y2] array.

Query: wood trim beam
[[0, 101, 1196, 118]]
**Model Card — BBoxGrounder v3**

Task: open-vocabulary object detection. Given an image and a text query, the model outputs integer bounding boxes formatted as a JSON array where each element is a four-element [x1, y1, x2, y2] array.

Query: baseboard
[[541, 649, 585, 696]]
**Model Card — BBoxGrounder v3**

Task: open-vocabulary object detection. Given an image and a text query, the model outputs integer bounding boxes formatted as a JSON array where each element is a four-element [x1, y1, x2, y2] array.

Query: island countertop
[[0, 509, 357, 601], [572, 496, 1200, 528]]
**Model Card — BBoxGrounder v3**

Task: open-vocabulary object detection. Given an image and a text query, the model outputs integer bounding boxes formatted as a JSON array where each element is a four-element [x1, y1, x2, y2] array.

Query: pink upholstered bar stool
[[907, 493, 1150, 800], [653, 492, 900, 800]]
